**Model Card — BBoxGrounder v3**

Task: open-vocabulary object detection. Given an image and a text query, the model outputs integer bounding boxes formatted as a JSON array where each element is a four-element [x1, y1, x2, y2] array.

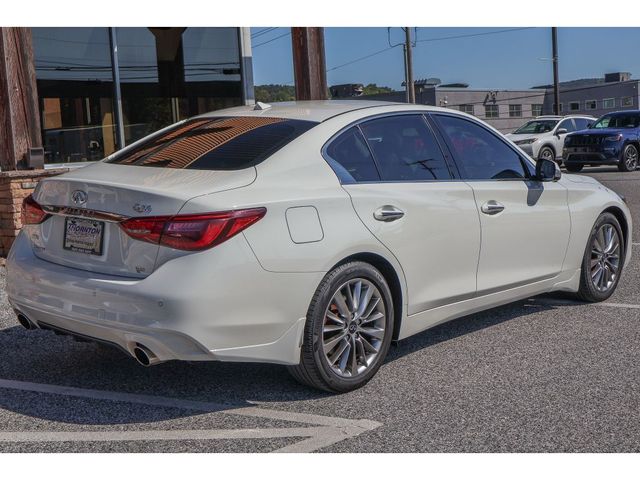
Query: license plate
[[63, 217, 105, 256]]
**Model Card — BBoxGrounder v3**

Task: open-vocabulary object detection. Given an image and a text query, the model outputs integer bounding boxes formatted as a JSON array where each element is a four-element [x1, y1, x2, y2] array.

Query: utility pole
[[552, 27, 560, 115], [291, 27, 328, 100], [405, 27, 415, 104]]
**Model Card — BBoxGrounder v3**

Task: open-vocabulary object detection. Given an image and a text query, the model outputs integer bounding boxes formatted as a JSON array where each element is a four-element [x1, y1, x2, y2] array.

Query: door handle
[[481, 201, 505, 215], [373, 205, 405, 222]]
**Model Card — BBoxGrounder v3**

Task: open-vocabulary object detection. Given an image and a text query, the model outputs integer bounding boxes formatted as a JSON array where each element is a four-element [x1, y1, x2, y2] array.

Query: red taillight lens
[[22, 194, 49, 225], [120, 207, 266, 251]]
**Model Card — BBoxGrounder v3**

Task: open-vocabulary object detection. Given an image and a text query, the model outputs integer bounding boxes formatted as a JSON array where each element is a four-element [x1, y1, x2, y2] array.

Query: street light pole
[[552, 27, 560, 115]]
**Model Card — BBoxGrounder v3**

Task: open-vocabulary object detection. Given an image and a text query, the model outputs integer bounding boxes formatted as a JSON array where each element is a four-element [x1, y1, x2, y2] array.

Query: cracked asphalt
[[0, 166, 638, 452]]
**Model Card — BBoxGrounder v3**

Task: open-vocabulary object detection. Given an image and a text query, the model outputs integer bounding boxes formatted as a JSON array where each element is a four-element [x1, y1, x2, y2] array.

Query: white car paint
[[506, 115, 596, 161], [5, 101, 632, 370]]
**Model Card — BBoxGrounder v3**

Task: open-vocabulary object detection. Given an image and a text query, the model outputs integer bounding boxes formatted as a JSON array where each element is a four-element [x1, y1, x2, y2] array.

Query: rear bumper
[[6, 232, 322, 365]]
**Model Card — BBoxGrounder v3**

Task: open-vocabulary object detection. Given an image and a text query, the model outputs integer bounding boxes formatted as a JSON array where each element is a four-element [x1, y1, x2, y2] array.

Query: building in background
[[354, 72, 639, 133], [33, 27, 254, 166]]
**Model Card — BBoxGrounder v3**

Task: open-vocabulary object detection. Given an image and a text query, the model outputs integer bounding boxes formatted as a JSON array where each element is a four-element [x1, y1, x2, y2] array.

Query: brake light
[[119, 207, 266, 251], [22, 194, 49, 225]]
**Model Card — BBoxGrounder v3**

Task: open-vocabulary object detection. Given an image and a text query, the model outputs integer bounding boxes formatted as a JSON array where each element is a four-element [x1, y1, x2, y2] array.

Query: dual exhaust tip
[[15, 311, 161, 367]]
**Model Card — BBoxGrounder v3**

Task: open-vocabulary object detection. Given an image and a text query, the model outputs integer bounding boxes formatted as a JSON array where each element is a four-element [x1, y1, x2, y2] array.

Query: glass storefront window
[[33, 27, 116, 164], [32, 27, 244, 165], [116, 27, 243, 146]]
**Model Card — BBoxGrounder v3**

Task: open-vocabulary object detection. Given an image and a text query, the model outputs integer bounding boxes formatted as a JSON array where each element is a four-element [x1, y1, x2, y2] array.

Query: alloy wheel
[[590, 223, 621, 292], [540, 148, 554, 161], [322, 278, 387, 378], [624, 145, 638, 170]]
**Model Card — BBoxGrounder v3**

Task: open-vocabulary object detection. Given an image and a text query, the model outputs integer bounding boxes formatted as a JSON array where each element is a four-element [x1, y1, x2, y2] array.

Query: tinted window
[[434, 114, 527, 181], [107, 117, 317, 170], [325, 127, 380, 183], [359, 115, 452, 181], [592, 113, 640, 129], [557, 119, 576, 133], [574, 118, 591, 130]]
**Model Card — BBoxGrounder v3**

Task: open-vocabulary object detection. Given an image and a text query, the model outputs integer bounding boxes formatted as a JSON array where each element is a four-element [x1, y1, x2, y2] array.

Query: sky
[[250, 27, 640, 90]]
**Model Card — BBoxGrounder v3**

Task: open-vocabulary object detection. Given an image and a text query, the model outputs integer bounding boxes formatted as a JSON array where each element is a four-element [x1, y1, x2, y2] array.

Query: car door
[[554, 118, 576, 159], [325, 114, 481, 315], [430, 113, 571, 294]]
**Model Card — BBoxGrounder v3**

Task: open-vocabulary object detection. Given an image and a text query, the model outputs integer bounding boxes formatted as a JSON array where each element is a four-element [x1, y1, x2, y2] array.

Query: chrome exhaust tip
[[16, 313, 34, 330], [133, 344, 161, 367]]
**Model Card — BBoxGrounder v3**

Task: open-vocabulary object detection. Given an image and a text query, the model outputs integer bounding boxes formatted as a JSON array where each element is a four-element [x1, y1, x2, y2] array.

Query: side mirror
[[556, 128, 568, 136], [535, 158, 561, 182]]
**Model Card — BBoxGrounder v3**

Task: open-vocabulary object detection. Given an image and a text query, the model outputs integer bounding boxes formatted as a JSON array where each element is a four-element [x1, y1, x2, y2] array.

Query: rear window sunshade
[[106, 116, 318, 170]]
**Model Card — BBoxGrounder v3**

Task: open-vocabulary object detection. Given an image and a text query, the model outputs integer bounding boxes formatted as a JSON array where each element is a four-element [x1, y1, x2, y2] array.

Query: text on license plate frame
[[63, 217, 105, 256]]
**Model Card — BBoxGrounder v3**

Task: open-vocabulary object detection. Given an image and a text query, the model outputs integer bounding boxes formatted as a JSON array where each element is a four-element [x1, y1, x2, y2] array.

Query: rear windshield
[[106, 117, 318, 170]]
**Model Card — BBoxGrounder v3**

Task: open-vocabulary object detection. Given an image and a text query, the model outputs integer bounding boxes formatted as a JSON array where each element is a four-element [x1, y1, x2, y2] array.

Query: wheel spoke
[[328, 338, 349, 366], [356, 285, 374, 318], [338, 342, 351, 373], [352, 281, 362, 312], [350, 336, 358, 375], [361, 311, 384, 325], [323, 324, 344, 334], [360, 326, 385, 340], [359, 335, 378, 354], [333, 291, 352, 320], [324, 332, 347, 354], [326, 311, 345, 326]]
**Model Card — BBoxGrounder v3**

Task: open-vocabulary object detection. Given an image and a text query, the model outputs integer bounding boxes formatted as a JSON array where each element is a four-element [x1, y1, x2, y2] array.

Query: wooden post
[[0, 27, 42, 171], [291, 27, 328, 101]]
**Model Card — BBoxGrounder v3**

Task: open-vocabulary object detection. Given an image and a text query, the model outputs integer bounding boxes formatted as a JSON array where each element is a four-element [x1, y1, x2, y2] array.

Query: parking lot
[[0, 166, 638, 453]]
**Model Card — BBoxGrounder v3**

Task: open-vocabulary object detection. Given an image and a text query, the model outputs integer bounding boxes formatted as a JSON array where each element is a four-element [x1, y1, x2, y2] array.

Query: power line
[[251, 27, 278, 39], [415, 27, 535, 44], [252, 31, 291, 49], [327, 45, 399, 73]]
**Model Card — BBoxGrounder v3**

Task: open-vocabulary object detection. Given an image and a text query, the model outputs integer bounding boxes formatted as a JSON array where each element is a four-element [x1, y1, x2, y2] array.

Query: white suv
[[506, 115, 596, 164]]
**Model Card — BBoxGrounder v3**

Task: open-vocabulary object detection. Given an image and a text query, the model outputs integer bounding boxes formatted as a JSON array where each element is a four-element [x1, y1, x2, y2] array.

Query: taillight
[[120, 207, 266, 251], [22, 194, 49, 225]]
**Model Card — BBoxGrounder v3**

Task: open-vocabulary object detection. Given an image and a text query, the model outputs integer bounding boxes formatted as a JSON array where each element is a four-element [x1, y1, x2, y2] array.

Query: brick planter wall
[[0, 169, 69, 256]]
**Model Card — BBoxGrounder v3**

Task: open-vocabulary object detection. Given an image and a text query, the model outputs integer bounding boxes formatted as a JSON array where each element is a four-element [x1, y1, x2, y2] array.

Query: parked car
[[563, 110, 640, 172], [6, 101, 632, 393], [506, 115, 596, 164]]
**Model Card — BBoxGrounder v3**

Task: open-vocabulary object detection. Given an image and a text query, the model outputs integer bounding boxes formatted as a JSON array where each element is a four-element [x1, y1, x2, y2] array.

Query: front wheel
[[618, 144, 638, 172], [576, 212, 624, 302], [538, 146, 555, 163], [288, 261, 394, 393], [566, 164, 584, 173]]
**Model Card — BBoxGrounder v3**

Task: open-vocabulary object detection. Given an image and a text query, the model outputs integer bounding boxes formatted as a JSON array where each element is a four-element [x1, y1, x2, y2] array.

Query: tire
[[566, 164, 584, 173], [576, 212, 625, 303], [618, 144, 638, 172], [288, 261, 394, 393], [538, 146, 555, 163]]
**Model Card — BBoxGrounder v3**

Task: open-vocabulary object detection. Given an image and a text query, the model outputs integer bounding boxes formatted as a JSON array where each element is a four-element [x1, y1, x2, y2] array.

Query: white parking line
[[0, 378, 381, 453]]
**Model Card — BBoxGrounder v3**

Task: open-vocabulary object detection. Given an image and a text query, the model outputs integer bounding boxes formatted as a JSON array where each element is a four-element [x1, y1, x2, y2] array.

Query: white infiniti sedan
[[6, 101, 632, 392]]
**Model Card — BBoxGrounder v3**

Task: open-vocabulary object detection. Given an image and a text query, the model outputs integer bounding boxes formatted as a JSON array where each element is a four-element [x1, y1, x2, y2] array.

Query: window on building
[[360, 115, 453, 181], [531, 104, 543, 117], [324, 127, 380, 183], [509, 104, 522, 118], [569, 101, 580, 111], [622, 96, 634, 107], [459, 104, 474, 115], [603, 98, 616, 109], [433, 114, 527, 181], [585, 100, 597, 110], [485, 104, 499, 118]]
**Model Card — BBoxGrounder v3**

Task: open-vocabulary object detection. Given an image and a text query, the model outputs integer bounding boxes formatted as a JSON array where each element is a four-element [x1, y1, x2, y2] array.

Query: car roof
[[195, 100, 435, 123], [536, 115, 596, 120]]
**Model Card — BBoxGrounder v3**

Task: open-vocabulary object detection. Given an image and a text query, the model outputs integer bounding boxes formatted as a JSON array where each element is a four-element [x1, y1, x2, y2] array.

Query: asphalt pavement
[[0, 166, 638, 452]]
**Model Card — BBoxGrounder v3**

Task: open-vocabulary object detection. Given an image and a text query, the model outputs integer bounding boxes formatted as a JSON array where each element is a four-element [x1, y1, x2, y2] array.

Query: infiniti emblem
[[71, 190, 88, 205]]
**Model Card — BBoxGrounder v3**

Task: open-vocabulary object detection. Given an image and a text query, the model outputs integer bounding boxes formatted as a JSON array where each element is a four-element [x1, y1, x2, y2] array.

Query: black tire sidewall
[[539, 146, 555, 162], [308, 262, 394, 392], [579, 213, 625, 302]]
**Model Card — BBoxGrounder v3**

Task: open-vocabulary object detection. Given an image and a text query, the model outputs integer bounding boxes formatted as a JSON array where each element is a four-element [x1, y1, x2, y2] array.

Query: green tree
[[254, 84, 296, 103], [361, 83, 393, 95]]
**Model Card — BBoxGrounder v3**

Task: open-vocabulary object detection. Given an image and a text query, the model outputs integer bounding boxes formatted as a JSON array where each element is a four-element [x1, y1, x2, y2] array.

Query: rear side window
[[324, 127, 381, 183], [360, 115, 452, 181], [106, 117, 317, 170]]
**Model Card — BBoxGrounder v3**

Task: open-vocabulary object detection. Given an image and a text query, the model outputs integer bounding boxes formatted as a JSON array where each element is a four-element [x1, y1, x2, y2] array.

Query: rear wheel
[[566, 164, 584, 173], [618, 144, 638, 172], [576, 212, 624, 302], [288, 261, 394, 393]]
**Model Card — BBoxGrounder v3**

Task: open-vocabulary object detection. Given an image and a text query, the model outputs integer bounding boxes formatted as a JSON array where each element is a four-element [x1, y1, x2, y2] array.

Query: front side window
[[557, 119, 576, 133], [360, 115, 452, 181], [485, 104, 499, 118], [509, 104, 522, 118], [107, 116, 317, 170], [574, 118, 591, 130], [433, 114, 527, 181], [324, 127, 380, 183]]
